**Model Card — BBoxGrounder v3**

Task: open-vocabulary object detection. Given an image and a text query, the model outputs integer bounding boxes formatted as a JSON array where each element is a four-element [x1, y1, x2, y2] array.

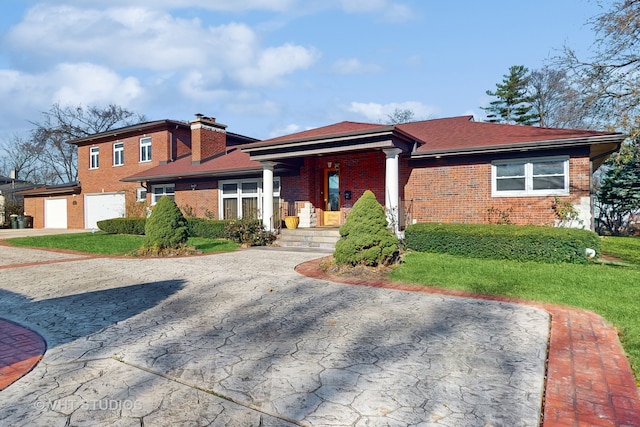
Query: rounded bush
[[334, 190, 399, 266], [143, 196, 189, 249]]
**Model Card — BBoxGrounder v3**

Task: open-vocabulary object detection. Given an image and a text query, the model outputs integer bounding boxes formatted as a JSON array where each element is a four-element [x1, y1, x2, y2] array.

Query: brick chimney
[[190, 114, 228, 165]]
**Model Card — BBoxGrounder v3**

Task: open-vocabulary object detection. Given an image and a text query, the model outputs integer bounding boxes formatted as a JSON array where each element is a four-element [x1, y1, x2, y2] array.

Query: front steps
[[275, 227, 340, 250]]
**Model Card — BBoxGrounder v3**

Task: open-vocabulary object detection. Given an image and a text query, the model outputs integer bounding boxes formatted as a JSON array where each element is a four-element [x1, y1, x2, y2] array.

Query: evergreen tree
[[482, 65, 539, 125], [143, 196, 189, 250], [334, 190, 399, 266], [596, 140, 640, 235]]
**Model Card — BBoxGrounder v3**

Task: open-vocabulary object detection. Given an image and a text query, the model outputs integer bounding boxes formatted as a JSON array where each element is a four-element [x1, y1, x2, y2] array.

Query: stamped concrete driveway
[[0, 244, 549, 426]]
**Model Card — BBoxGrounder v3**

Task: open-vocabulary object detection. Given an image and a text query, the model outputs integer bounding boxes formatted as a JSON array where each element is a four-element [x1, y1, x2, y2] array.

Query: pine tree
[[482, 65, 539, 125]]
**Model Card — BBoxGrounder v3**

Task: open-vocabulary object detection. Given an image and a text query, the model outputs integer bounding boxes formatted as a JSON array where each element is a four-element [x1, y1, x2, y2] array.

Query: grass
[[390, 236, 640, 381], [4, 232, 239, 255]]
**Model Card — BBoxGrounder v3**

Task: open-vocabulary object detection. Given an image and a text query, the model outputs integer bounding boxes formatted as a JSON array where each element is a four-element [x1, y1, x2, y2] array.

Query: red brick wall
[[191, 122, 226, 163], [77, 129, 176, 225], [280, 152, 386, 211], [174, 181, 219, 219], [23, 195, 84, 228], [403, 151, 591, 226]]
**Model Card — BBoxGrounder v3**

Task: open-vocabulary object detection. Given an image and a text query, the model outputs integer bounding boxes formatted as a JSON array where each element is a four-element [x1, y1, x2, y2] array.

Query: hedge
[[404, 222, 601, 264], [187, 218, 233, 239], [97, 218, 146, 235], [97, 217, 233, 239]]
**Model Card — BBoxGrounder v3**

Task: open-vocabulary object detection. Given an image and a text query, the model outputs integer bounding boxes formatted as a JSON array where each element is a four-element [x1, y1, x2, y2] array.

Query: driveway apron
[[0, 245, 549, 426]]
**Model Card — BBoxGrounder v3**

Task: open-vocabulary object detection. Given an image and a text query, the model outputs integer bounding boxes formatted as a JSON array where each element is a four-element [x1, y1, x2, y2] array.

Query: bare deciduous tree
[[558, 0, 640, 136], [0, 103, 146, 185]]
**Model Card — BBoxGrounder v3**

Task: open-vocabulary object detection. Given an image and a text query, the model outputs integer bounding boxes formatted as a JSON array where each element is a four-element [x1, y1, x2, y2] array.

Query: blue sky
[[0, 0, 607, 142]]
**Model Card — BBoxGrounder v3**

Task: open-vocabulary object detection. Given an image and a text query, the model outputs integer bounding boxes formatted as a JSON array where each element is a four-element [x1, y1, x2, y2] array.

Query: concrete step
[[276, 227, 340, 249]]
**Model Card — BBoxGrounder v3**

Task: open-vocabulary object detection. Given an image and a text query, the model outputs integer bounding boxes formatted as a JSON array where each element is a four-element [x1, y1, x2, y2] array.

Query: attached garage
[[85, 193, 126, 229], [44, 198, 68, 229]]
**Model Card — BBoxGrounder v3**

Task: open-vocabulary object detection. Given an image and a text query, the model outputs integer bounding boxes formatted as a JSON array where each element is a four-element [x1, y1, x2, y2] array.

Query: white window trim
[[113, 142, 124, 166], [491, 155, 570, 197], [136, 188, 147, 202], [89, 146, 99, 169], [151, 184, 175, 205], [140, 137, 152, 163], [219, 177, 280, 220]]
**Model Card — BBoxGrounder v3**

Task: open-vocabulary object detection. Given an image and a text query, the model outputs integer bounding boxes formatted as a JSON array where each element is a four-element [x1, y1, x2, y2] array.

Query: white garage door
[[85, 193, 126, 229], [44, 198, 68, 229]]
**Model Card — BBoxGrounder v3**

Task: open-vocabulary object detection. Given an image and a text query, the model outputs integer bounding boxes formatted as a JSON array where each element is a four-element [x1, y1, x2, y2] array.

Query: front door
[[323, 167, 341, 226]]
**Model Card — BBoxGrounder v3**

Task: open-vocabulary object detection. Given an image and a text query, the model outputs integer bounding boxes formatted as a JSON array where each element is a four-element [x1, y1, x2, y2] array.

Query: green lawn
[[390, 236, 640, 381], [4, 232, 239, 255]]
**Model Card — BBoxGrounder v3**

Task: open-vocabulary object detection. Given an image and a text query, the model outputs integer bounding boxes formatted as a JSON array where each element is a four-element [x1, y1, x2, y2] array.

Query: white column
[[261, 162, 275, 231], [383, 148, 402, 233]]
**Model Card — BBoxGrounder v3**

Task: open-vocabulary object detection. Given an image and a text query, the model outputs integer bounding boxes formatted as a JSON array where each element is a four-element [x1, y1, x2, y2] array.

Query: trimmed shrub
[[97, 218, 146, 235], [187, 218, 233, 238], [334, 190, 399, 266], [143, 196, 189, 250], [224, 219, 276, 247], [404, 222, 601, 264]]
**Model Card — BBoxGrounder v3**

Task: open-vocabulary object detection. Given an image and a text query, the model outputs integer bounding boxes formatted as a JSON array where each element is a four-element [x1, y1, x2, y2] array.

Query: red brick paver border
[[296, 257, 640, 427], [0, 319, 46, 391]]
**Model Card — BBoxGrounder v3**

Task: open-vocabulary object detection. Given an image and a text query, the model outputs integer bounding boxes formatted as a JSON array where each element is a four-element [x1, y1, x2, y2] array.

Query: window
[[113, 142, 124, 166], [90, 147, 99, 169], [492, 156, 569, 196], [140, 137, 152, 162], [151, 184, 175, 204], [219, 178, 280, 220], [136, 188, 147, 202]]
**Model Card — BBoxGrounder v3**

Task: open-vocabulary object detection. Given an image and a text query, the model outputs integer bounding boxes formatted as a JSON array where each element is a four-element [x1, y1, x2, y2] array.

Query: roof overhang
[[120, 165, 300, 183], [242, 127, 415, 161], [410, 134, 625, 169], [17, 183, 82, 197]]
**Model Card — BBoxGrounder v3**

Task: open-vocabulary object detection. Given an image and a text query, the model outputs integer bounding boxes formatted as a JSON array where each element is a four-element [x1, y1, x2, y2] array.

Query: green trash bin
[[17, 216, 25, 229], [9, 215, 18, 229]]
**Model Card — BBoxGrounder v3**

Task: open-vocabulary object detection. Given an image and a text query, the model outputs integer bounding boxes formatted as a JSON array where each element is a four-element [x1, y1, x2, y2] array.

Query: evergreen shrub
[[97, 217, 146, 235], [334, 190, 399, 266], [143, 196, 189, 250], [404, 222, 600, 264]]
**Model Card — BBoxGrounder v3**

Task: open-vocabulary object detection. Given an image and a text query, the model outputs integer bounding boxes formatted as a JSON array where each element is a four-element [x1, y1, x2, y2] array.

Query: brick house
[[22, 114, 624, 231]]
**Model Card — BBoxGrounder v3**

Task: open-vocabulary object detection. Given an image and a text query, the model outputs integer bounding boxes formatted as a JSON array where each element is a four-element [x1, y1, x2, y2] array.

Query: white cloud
[[331, 58, 381, 74], [58, 0, 296, 12], [268, 123, 304, 138], [6, 5, 318, 89], [236, 44, 320, 86], [347, 101, 440, 122], [0, 64, 143, 136], [338, 0, 413, 22]]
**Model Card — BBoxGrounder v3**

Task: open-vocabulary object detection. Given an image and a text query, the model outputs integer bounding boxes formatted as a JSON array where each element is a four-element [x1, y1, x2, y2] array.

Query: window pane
[[242, 182, 258, 193], [242, 197, 259, 219], [533, 176, 565, 190], [222, 183, 237, 195], [496, 163, 524, 177], [496, 177, 526, 191], [223, 198, 238, 219], [533, 161, 563, 175], [273, 180, 280, 192]]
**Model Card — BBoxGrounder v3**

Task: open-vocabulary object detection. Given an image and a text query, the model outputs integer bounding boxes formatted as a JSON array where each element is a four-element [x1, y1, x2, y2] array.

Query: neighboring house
[[21, 114, 625, 232], [0, 175, 39, 225]]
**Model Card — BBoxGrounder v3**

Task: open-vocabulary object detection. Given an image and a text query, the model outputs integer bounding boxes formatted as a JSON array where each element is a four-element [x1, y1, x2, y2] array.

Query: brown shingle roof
[[398, 116, 621, 154], [122, 148, 261, 182]]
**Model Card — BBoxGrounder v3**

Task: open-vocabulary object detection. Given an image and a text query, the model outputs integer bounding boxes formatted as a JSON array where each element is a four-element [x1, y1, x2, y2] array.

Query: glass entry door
[[323, 168, 341, 225]]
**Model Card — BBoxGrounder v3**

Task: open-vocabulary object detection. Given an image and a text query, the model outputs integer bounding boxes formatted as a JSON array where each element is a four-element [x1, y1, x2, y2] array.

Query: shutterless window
[[136, 188, 147, 202], [140, 137, 152, 162], [151, 185, 175, 204], [90, 147, 99, 169], [219, 178, 280, 220], [492, 156, 569, 196], [113, 142, 124, 166]]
